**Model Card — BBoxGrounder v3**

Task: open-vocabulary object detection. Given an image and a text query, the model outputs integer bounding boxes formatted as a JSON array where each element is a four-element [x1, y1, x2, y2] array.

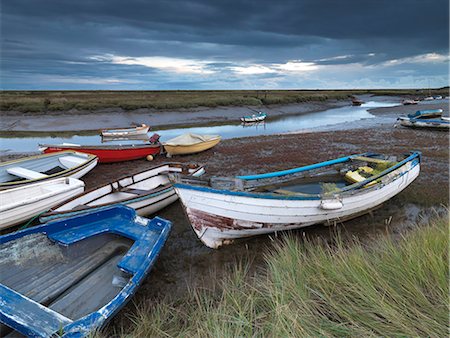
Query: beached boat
[[397, 116, 449, 129], [351, 98, 364, 106], [422, 96, 434, 101], [0, 177, 85, 229], [240, 112, 267, 123], [402, 99, 419, 105], [0, 205, 171, 337], [407, 109, 443, 119], [101, 124, 150, 137], [0, 151, 97, 190], [40, 162, 205, 223], [172, 152, 421, 248], [39, 141, 162, 163], [162, 133, 221, 157]]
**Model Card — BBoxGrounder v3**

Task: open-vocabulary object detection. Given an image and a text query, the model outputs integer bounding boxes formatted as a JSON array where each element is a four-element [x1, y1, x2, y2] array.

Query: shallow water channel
[[0, 100, 398, 154]]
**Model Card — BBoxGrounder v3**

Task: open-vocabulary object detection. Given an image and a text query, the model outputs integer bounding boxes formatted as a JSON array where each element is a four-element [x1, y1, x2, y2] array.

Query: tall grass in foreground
[[116, 216, 449, 337]]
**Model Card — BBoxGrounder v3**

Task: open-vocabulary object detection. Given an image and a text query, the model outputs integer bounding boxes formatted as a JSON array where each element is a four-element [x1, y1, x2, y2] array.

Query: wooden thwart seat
[[6, 167, 48, 180]]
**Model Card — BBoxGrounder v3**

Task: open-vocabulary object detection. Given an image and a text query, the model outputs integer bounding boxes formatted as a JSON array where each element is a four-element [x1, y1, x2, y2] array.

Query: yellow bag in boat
[[345, 166, 376, 187]]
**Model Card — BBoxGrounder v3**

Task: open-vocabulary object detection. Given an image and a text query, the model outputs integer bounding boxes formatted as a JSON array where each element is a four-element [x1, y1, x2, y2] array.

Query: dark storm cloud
[[1, 0, 448, 89]]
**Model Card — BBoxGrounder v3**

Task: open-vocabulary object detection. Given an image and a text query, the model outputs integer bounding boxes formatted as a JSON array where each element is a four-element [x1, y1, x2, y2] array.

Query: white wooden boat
[[172, 152, 421, 248], [397, 116, 449, 129], [163, 134, 221, 157], [240, 112, 267, 123], [0, 151, 98, 190], [101, 124, 150, 137], [0, 177, 85, 229], [40, 163, 204, 223]]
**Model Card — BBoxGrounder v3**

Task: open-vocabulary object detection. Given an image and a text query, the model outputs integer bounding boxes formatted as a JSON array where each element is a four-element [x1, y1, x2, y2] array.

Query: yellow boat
[[163, 133, 221, 157]]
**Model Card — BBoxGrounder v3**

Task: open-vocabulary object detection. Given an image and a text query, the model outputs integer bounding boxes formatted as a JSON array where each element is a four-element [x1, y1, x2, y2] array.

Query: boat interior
[[0, 232, 133, 337], [1, 153, 88, 183], [183, 155, 401, 196]]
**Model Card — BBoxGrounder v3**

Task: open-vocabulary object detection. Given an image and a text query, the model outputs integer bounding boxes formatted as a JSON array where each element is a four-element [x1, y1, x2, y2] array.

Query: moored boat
[[0, 151, 97, 190], [40, 162, 205, 223], [0, 205, 171, 337], [0, 177, 85, 229], [101, 124, 150, 137], [162, 133, 221, 157], [39, 141, 162, 163], [240, 112, 267, 123], [402, 99, 419, 105], [172, 152, 421, 248], [351, 98, 364, 106]]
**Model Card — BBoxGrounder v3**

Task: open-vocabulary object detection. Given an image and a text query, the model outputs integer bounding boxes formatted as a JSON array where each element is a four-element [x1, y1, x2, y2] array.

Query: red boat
[[39, 142, 162, 163]]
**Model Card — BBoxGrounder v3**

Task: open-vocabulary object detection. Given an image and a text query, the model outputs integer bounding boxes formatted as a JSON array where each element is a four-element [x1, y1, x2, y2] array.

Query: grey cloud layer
[[1, 0, 448, 89]]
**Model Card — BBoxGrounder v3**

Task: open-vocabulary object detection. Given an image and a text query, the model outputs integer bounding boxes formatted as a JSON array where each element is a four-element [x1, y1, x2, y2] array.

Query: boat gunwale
[[41, 162, 203, 220], [39, 142, 161, 151]]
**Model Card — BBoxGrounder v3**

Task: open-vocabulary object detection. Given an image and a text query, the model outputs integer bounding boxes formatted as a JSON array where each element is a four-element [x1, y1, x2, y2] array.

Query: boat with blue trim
[[172, 152, 421, 248], [40, 162, 204, 223], [0, 205, 171, 337], [240, 112, 267, 123], [0, 151, 98, 190], [407, 109, 443, 119], [397, 109, 449, 129]]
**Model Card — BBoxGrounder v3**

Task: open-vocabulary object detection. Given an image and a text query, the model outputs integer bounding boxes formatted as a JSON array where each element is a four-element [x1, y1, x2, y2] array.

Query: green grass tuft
[[100, 214, 449, 337]]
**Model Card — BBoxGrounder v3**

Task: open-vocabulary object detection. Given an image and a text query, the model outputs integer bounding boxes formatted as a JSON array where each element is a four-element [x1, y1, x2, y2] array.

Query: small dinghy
[[240, 112, 267, 123], [162, 133, 221, 157], [397, 116, 449, 129], [101, 124, 150, 137], [0, 205, 171, 337], [39, 139, 162, 163], [0, 151, 97, 190], [40, 162, 205, 223], [407, 109, 443, 119], [172, 152, 421, 248], [402, 99, 419, 105], [0, 177, 85, 230]]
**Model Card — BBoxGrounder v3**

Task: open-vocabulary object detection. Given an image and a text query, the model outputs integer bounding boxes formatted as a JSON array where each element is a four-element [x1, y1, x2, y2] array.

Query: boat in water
[[0, 177, 85, 229], [240, 112, 267, 123], [0, 151, 98, 190], [101, 124, 150, 137], [39, 140, 162, 163], [172, 152, 421, 248], [40, 162, 205, 223], [162, 133, 221, 157], [0, 205, 171, 337]]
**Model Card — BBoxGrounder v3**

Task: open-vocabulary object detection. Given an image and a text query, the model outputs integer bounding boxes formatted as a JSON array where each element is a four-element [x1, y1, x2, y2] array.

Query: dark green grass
[[1, 88, 448, 113], [105, 213, 448, 337]]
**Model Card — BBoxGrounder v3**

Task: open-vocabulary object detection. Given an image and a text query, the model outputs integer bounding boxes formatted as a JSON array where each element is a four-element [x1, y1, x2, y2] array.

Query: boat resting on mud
[[0, 177, 85, 230], [0, 205, 171, 337], [407, 109, 443, 119], [162, 133, 221, 157], [0, 151, 98, 190], [101, 124, 150, 137], [40, 162, 205, 223], [397, 116, 449, 129], [39, 141, 162, 163], [172, 152, 421, 248], [240, 112, 267, 123]]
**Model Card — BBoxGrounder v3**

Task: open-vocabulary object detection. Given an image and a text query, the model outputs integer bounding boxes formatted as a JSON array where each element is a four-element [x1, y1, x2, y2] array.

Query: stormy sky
[[1, 0, 449, 90]]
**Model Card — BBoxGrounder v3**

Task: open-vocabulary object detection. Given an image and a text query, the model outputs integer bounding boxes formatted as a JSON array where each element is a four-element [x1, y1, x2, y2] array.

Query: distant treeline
[[1, 88, 448, 113]]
